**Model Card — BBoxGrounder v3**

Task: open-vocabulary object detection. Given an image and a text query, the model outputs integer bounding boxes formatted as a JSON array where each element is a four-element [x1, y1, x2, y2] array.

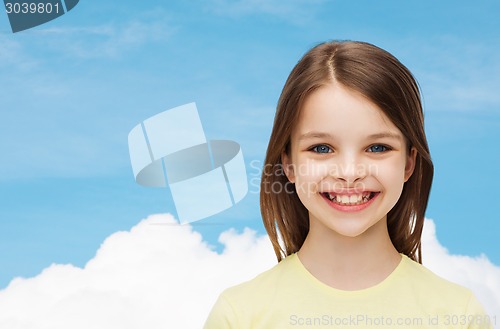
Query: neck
[[297, 216, 401, 291]]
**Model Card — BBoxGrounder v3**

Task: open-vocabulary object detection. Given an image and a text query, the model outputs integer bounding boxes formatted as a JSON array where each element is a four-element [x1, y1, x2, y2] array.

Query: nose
[[329, 154, 367, 185]]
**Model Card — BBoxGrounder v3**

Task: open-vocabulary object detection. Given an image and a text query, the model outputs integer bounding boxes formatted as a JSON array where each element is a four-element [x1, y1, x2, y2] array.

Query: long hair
[[260, 41, 433, 264]]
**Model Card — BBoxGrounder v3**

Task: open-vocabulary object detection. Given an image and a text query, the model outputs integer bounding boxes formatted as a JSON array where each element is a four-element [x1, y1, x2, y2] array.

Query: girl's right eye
[[310, 144, 332, 154]]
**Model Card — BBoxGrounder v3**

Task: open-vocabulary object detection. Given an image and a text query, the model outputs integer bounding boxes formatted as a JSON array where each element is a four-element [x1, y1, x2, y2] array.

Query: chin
[[312, 213, 386, 239]]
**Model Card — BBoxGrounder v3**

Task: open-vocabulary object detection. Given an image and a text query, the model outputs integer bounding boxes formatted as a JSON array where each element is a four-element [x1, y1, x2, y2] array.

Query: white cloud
[[421, 219, 500, 320], [0, 215, 498, 328], [0, 214, 275, 328]]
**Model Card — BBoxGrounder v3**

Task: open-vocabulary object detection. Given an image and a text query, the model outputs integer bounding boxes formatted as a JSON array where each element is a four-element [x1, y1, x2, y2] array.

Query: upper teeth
[[326, 192, 372, 205]]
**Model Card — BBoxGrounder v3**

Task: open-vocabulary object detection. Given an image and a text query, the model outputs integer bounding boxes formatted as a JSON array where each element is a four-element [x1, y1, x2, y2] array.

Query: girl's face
[[282, 83, 416, 239]]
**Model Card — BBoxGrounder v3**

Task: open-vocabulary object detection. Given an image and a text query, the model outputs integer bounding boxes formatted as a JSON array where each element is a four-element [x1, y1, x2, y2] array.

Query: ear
[[281, 151, 295, 183], [404, 147, 417, 182]]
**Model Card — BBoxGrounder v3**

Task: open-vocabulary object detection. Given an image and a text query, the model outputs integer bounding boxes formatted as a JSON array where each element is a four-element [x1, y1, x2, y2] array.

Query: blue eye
[[311, 144, 332, 154], [367, 144, 390, 153]]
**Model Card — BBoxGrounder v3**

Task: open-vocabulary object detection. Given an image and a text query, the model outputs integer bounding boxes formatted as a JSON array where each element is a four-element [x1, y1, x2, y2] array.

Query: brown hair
[[260, 40, 433, 264]]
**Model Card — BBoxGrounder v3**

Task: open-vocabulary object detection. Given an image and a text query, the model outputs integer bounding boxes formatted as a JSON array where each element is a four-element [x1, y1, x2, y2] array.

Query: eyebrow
[[366, 132, 403, 140], [298, 132, 334, 141], [298, 131, 402, 141]]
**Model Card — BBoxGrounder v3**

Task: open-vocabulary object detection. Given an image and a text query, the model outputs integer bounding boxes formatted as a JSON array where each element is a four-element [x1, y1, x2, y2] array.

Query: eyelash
[[309, 144, 332, 154], [367, 144, 392, 153], [308, 144, 393, 154]]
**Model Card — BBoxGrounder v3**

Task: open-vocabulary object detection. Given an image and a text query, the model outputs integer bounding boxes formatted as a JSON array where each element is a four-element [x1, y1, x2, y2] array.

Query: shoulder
[[399, 255, 491, 327], [400, 255, 473, 298]]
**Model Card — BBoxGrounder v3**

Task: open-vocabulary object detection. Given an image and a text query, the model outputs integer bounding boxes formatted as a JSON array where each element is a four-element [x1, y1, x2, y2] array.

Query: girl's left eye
[[311, 144, 332, 154], [367, 144, 391, 153]]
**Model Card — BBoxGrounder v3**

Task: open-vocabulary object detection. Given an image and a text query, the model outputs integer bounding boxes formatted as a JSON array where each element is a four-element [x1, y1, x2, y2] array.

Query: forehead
[[293, 83, 403, 139]]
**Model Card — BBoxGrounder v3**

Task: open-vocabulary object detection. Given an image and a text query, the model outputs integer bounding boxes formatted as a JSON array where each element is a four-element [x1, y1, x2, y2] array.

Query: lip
[[321, 191, 380, 213]]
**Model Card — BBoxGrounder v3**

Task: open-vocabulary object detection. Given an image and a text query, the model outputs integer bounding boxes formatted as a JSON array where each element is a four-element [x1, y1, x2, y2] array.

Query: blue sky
[[0, 0, 499, 289]]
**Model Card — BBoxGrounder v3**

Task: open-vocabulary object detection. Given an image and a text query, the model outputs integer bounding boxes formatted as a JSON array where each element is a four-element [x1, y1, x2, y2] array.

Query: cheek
[[374, 159, 407, 191], [293, 163, 328, 196], [295, 160, 329, 182]]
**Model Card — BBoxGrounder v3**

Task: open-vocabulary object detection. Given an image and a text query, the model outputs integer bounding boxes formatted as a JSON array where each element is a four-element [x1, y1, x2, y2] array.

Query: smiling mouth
[[321, 192, 378, 206]]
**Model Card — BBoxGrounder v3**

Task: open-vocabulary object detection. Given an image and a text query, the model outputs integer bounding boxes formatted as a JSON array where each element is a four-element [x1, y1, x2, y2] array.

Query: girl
[[204, 41, 492, 328]]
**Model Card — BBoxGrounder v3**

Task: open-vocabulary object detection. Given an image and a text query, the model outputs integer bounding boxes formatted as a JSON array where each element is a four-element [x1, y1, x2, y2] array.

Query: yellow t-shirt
[[204, 253, 493, 328]]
